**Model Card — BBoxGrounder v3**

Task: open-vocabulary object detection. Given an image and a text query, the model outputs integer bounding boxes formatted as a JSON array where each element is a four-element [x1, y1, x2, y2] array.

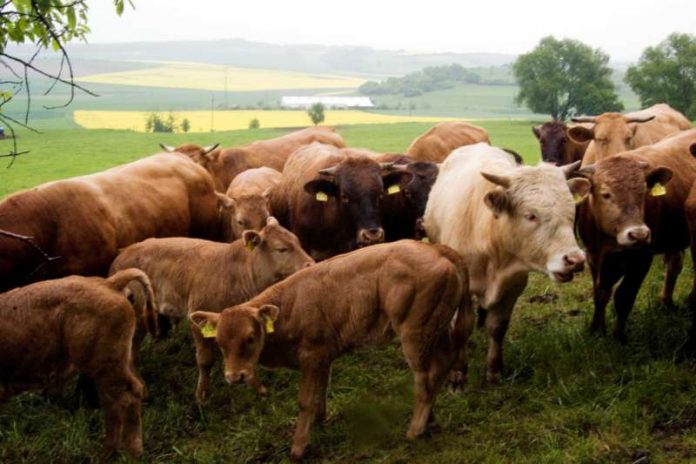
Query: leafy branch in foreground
[[0, 0, 131, 166]]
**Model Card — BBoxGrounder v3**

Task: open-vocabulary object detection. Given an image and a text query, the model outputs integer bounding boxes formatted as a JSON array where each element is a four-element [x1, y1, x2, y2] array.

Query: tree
[[513, 36, 623, 120], [0, 1, 131, 162], [248, 117, 260, 129], [307, 103, 325, 125], [145, 112, 176, 133], [181, 118, 190, 133], [625, 33, 696, 119]]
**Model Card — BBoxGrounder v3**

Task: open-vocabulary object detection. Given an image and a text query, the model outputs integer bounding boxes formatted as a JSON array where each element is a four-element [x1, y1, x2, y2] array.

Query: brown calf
[[0, 269, 157, 458], [110, 217, 313, 402], [190, 240, 473, 460], [407, 121, 490, 162], [533, 121, 591, 165]]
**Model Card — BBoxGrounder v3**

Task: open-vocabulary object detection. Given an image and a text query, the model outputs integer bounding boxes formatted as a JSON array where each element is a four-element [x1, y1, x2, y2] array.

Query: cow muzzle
[[225, 370, 253, 385], [547, 249, 585, 283], [617, 225, 651, 247], [357, 227, 385, 247]]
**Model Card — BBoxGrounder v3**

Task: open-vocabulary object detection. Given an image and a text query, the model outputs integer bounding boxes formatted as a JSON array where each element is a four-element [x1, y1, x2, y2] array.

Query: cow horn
[[561, 160, 582, 178], [379, 162, 395, 171], [160, 143, 176, 152], [481, 171, 511, 188], [502, 148, 523, 165], [203, 143, 220, 155], [318, 165, 338, 177], [576, 165, 595, 178], [266, 216, 279, 227], [625, 115, 655, 124], [571, 116, 597, 124]]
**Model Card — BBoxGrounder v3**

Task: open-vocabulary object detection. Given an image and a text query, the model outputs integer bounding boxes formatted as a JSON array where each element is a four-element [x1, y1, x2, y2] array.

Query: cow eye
[[524, 213, 537, 222], [246, 335, 255, 345], [601, 192, 611, 200], [237, 220, 244, 226], [276, 247, 289, 253]]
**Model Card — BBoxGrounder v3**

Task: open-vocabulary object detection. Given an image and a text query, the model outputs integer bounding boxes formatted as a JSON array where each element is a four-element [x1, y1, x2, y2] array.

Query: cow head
[[218, 189, 273, 238], [533, 121, 569, 166], [481, 161, 590, 282], [569, 113, 655, 160], [243, 217, 314, 286], [577, 156, 673, 247], [190, 303, 279, 386], [160, 143, 220, 165], [401, 161, 439, 219], [303, 157, 413, 247]]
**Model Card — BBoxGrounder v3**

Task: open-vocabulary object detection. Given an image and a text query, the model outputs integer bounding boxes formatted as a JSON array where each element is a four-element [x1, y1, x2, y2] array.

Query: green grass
[[1, 123, 696, 463]]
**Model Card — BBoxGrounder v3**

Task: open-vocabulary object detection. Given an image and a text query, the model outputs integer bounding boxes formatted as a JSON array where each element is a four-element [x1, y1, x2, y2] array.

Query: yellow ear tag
[[573, 193, 584, 204], [650, 183, 666, 197], [421, 237, 430, 243], [387, 184, 401, 195], [264, 317, 275, 334], [201, 321, 217, 338], [246, 241, 256, 251], [315, 191, 329, 202]]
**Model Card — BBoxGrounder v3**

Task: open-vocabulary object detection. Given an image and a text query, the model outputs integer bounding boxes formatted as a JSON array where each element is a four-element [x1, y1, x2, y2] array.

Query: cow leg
[[589, 254, 623, 335], [192, 328, 217, 404], [661, 252, 683, 308], [484, 278, 526, 384], [118, 372, 145, 458], [448, 302, 476, 390], [613, 253, 652, 343], [291, 357, 330, 460], [476, 306, 487, 329]]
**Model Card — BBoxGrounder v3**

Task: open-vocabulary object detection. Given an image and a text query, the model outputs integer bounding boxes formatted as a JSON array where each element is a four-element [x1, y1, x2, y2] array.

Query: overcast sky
[[86, 0, 695, 62]]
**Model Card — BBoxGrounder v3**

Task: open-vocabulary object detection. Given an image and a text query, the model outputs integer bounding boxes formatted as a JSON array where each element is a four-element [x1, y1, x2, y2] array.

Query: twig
[[0, 229, 61, 279]]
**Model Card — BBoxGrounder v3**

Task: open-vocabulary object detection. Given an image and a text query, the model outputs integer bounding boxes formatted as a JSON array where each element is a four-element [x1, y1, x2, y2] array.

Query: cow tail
[[108, 268, 159, 338]]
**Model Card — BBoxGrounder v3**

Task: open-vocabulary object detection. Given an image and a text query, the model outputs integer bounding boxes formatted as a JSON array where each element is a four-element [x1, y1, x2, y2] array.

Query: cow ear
[[189, 311, 220, 332], [382, 169, 414, 191], [242, 230, 262, 250], [532, 125, 541, 140], [567, 126, 594, 144], [215, 192, 235, 210], [304, 179, 338, 197], [257, 304, 280, 322], [646, 166, 673, 188], [484, 189, 510, 216], [568, 178, 591, 204]]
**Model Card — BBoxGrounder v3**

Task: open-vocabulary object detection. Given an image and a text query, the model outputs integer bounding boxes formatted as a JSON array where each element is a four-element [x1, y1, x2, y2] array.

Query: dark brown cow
[[0, 269, 157, 458], [0, 154, 223, 292], [269, 143, 413, 260], [576, 129, 696, 341], [407, 121, 490, 163], [189, 240, 473, 460], [368, 152, 439, 240], [162, 127, 346, 191], [533, 121, 591, 165], [109, 217, 313, 402]]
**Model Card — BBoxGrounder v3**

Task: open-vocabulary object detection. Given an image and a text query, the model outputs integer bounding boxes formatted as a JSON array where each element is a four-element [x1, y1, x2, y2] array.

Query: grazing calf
[[576, 129, 696, 341], [424, 143, 589, 382], [190, 241, 473, 460], [218, 167, 282, 241], [407, 121, 490, 162], [161, 127, 346, 191], [0, 269, 157, 458], [533, 121, 592, 165], [270, 143, 413, 260], [110, 217, 313, 402], [0, 153, 223, 292]]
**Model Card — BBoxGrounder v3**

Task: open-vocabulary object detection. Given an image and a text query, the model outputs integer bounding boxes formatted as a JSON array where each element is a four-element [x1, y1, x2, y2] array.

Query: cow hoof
[[447, 370, 467, 391], [486, 372, 500, 385], [612, 330, 628, 345], [290, 444, 307, 461]]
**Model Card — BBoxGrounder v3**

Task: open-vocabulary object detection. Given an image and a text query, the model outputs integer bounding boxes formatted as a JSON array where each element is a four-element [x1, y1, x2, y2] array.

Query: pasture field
[[1, 122, 696, 463], [76, 62, 366, 92]]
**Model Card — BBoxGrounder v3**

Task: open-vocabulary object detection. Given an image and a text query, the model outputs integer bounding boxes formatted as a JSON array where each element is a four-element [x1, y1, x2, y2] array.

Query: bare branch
[[0, 229, 61, 279]]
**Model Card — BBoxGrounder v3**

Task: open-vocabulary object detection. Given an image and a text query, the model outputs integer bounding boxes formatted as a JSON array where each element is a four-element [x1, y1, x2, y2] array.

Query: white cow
[[423, 143, 590, 382]]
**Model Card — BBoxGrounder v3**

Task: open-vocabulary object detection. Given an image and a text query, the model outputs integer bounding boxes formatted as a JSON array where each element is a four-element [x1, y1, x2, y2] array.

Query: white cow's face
[[482, 163, 590, 282]]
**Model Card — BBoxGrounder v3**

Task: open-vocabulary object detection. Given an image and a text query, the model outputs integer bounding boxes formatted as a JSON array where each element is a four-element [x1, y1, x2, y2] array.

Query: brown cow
[[0, 269, 157, 458], [189, 240, 473, 460], [161, 127, 346, 191], [218, 167, 282, 241], [406, 121, 490, 163], [569, 103, 692, 165], [109, 217, 313, 402], [270, 143, 413, 260], [0, 153, 223, 292], [576, 129, 696, 341], [533, 121, 592, 165]]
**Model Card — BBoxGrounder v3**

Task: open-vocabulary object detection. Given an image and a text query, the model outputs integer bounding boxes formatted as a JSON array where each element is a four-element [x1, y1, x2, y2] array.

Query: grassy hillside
[[1, 122, 695, 463]]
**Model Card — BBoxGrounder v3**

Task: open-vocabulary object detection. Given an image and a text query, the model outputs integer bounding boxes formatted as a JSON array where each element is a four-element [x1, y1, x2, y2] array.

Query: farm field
[[1, 122, 696, 463], [76, 61, 367, 92]]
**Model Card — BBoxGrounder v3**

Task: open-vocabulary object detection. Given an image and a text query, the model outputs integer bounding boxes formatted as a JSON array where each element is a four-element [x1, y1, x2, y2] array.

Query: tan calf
[[0, 269, 157, 458], [190, 241, 473, 460], [110, 217, 313, 402], [407, 121, 490, 162]]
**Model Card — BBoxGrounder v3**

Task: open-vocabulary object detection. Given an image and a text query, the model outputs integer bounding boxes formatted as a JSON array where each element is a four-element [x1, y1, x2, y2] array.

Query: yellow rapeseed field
[[73, 110, 456, 132], [76, 61, 366, 92]]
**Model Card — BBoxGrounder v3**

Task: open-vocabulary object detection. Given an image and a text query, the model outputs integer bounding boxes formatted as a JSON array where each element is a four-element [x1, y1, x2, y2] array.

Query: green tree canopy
[[513, 36, 623, 120], [625, 33, 696, 119], [308, 103, 325, 126]]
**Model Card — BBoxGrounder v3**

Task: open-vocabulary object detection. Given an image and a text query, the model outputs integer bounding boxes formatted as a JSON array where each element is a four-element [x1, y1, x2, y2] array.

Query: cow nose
[[623, 225, 651, 245], [563, 252, 585, 271], [358, 227, 384, 244], [225, 371, 247, 385]]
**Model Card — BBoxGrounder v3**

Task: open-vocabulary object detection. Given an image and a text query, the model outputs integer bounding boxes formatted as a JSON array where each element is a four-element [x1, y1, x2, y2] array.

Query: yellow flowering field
[[73, 110, 456, 132], [76, 61, 366, 91]]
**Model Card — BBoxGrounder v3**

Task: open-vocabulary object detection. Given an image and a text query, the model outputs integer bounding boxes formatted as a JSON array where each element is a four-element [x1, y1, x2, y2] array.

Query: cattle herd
[[1, 105, 696, 460]]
